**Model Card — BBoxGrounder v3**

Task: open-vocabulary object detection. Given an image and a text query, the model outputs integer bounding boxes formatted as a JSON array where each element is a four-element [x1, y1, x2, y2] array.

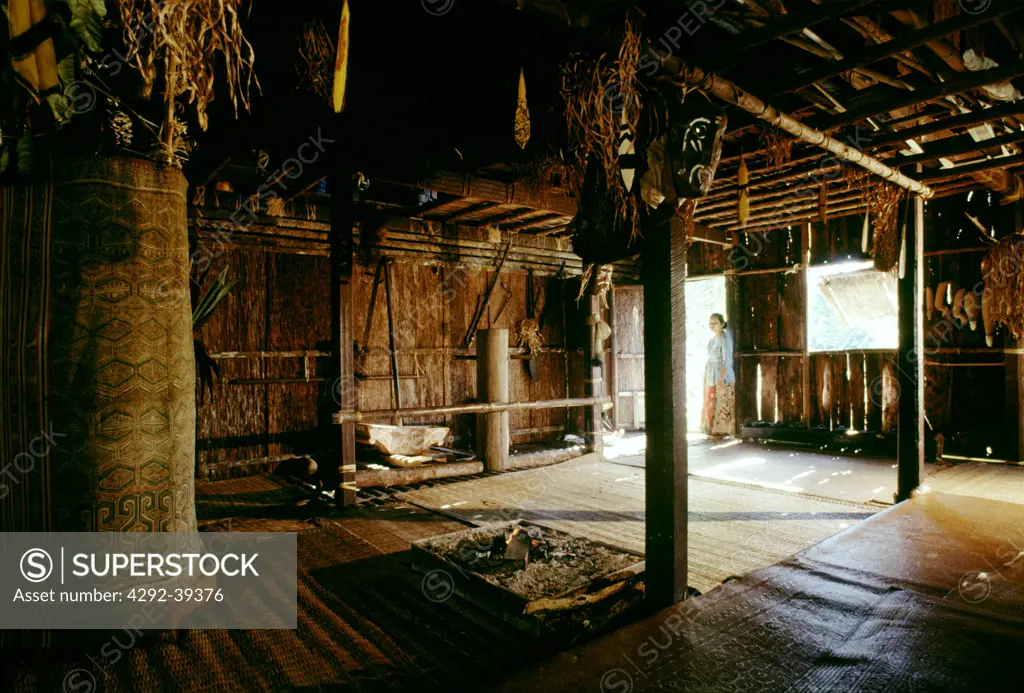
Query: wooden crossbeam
[[818, 59, 1024, 130], [776, 6, 1023, 95]]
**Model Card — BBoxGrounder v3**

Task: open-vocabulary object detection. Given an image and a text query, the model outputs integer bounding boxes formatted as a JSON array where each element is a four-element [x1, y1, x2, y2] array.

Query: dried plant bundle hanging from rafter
[[757, 125, 795, 174], [118, 0, 260, 132], [560, 18, 643, 240], [297, 20, 335, 99], [865, 179, 905, 272], [982, 235, 1024, 342]]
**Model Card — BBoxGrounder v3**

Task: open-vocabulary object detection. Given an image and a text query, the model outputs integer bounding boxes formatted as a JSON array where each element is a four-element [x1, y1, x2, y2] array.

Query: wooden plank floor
[[398, 456, 878, 594]]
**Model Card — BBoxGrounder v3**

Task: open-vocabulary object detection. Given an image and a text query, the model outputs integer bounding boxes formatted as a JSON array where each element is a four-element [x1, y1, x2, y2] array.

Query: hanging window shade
[[808, 261, 898, 352]]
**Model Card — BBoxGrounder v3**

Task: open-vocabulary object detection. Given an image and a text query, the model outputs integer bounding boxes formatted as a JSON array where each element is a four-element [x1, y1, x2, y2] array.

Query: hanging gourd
[[861, 211, 870, 254], [964, 292, 980, 331], [514, 68, 531, 149], [332, 0, 350, 112], [953, 288, 966, 326], [737, 155, 750, 226], [982, 290, 996, 346]]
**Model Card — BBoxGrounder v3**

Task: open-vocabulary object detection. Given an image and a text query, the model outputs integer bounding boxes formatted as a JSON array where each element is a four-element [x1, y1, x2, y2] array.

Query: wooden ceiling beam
[[818, 59, 1024, 130], [441, 201, 501, 222], [776, 7, 1023, 95], [889, 128, 1024, 168], [705, 0, 878, 70], [868, 101, 1024, 149], [916, 153, 1024, 183]]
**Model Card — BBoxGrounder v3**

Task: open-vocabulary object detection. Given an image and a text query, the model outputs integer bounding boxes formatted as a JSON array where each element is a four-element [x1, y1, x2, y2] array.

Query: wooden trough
[[411, 520, 645, 643]]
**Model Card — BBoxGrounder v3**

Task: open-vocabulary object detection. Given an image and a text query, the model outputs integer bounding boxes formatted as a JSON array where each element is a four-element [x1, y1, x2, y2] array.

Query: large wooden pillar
[[897, 189, 925, 501], [643, 215, 688, 607], [330, 164, 357, 506], [476, 328, 510, 471]]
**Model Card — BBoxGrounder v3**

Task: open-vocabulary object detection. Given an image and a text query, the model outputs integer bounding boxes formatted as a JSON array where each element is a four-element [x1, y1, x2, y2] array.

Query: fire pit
[[411, 520, 644, 642]]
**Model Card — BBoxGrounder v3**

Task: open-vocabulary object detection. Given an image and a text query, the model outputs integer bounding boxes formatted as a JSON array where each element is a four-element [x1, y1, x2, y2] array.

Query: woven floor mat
[[398, 459, 877, 594], [921, 461, 1024, 505], [2, 505, 541, 693]]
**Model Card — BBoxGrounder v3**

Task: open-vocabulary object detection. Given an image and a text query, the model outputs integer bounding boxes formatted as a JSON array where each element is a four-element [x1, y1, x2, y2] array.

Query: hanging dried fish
[[926, 286, 935, 320], [333, 0, 350, 112], [515, 68, 531, 149], [818, 182, 829, 224], [737, 155, 750, 227]]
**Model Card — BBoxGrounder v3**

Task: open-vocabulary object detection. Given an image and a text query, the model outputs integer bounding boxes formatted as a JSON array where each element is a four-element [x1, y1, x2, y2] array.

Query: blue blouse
[[705, 329, 736, 385]]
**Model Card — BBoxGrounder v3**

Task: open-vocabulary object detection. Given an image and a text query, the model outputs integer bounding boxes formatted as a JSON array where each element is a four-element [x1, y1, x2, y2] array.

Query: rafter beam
[[818, 59, 1024, 130], [705, 0, 877, 70], [776, 6, 1023, 95]]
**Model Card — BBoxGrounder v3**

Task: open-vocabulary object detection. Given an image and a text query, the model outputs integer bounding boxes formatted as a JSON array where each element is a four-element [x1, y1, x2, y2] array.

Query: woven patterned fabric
[[47, 158, 196, 531], [0, 180, 55, 534]]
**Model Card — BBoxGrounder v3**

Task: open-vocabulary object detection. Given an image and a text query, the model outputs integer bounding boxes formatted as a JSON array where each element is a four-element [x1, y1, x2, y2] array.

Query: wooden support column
[[476, 328, 509, 471], [330, 167, 357, 506], [1006, 201, 1024, 462], [801, 222, 812, 429], [897, 187, 926, 502], [1005, 352, 1024, 462], [583, 277, 605, 456], [643, 216, 688, 607], [609, 286, 620, 432]]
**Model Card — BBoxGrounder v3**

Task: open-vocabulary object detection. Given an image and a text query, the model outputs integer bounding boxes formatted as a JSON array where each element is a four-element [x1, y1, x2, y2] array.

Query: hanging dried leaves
[[865, 179, 905, 272], [117, 0, 260, 131], [297, 21, 335, 100], [757, 125, 795, 174], [981, 235, 1024, 342], [560, 18, 643, 237]]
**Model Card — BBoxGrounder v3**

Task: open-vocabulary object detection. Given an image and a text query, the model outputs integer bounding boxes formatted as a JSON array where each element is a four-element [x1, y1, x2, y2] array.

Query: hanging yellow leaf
[[514, 68, 531, 149], [332, 0, 350, 113], [737, 155, 750, 226]]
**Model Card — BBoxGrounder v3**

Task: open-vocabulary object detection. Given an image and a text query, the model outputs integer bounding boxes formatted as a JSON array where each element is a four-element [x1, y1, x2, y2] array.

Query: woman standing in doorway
[[702, 313, 735, 436]]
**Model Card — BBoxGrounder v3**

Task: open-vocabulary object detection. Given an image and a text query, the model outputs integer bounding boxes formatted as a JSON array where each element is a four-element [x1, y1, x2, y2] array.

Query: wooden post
[[801, 222, 812, 429], [382, 259, 403, 425], [583, 276, 605, 456], [1005, 352, 1024, 462], [643, 215, 688, 607], [897, 186, 925, 502], [1006, 200, 1024, 462], [330, 168, 357, 506], [476, 328, 509, 471], [609, 286, 620, 432]]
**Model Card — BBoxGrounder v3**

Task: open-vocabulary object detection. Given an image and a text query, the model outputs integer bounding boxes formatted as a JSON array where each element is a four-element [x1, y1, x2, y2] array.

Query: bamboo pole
[[666, 59, 934, 198], [332, 395, 611, 424]]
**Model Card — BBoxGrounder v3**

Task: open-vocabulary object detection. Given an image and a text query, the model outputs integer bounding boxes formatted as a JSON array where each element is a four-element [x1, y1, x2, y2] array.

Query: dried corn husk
[[333, 0, 350, 112], [737, 156, 750, 226]]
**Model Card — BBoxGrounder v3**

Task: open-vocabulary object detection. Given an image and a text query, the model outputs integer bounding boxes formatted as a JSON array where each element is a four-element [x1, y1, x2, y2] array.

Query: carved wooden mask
[[667, 97, 727, 199]]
